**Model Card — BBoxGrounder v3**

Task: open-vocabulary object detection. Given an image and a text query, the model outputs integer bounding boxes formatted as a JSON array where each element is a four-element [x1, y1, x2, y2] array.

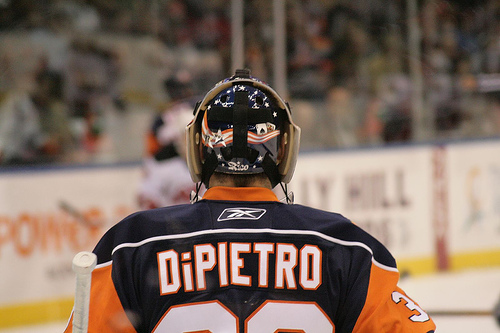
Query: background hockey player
[[137, 102, 198, 209], [137, 71, 201, 209], [65, 69, 436, 332]]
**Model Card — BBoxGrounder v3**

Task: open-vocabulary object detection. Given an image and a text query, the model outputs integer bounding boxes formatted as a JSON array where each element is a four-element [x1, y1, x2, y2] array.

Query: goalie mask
[[186, 69, 300, 188]]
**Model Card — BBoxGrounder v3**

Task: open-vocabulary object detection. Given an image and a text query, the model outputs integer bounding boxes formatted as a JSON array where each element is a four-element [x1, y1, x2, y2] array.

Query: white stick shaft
[[72, 251, 97, 333]]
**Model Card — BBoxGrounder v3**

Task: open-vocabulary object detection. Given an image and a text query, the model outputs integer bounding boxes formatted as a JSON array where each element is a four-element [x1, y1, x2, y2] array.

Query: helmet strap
[[190, 182, 204, 204], [279, 182, 295, 204], [201, 152, 219, 187], [232, 90, 249, 158], [262, 152, 281, 188]]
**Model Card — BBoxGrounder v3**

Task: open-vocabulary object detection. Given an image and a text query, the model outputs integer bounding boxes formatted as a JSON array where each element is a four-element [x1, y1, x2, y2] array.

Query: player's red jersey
[[65, 187, 435, 332]]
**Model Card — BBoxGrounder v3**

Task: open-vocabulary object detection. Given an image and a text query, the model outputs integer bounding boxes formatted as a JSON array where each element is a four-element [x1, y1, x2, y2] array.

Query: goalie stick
[[72, 251, 97, 333], [427, 309, 493, 316], [59, 200, 103, 228]]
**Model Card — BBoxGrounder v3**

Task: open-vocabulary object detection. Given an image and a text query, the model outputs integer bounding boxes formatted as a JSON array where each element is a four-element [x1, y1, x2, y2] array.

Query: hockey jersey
[[137, 156, 197, 209], [65, 186, 436, 332]]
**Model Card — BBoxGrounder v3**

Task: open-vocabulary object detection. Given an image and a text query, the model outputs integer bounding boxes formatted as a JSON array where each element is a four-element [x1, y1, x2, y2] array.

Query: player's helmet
[[186, 69, 300, 187]]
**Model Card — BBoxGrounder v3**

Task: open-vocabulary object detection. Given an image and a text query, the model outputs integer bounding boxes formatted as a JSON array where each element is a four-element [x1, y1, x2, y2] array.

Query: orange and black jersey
[[65, 187, 436, 332]]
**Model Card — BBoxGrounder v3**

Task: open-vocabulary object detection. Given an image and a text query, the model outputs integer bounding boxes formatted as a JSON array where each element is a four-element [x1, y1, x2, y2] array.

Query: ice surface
[[399, 267, 500, 332]]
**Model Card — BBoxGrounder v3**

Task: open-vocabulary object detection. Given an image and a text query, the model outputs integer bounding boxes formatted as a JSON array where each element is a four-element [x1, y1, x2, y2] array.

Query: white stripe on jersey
[[109, 228, 398, 273]]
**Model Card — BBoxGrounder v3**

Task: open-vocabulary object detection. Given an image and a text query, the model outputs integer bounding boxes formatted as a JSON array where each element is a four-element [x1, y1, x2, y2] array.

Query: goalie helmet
[[186, 69, 301, 188]]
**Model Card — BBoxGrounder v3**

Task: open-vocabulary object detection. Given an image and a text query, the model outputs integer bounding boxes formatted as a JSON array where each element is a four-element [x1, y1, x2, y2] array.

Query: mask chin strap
[[201, 151, 218, 188], [190, 182, 204, 204], [279, 182, 294, 204], [261, 152, 281, 188]]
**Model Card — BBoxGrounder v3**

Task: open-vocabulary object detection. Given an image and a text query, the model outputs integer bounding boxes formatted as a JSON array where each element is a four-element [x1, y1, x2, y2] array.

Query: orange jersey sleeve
[[64, 263, 137, 333], [145, 132, 160, 156], [352, 263, 436, 332]]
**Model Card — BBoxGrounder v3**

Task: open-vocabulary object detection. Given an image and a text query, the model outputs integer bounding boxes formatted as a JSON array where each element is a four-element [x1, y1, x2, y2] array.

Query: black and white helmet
[[186, 69, 300, 188]]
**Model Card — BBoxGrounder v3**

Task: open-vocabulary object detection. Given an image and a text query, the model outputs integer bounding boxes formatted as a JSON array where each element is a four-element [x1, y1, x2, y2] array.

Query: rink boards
[[292, 140, 500, 274]]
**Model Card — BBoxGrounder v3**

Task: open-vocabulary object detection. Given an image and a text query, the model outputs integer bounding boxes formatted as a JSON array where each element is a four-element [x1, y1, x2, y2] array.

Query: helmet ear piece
[[278, 121, 301, 184], [186, 109, 203, 183], [193, 101, 201, 115], [185, 99, 205, 183]]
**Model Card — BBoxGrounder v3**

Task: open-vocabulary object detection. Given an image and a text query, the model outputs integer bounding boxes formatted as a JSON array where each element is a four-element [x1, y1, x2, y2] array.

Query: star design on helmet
[[236, 85, 246, 91], [208, 128, 230, 148], [265, 102, 270, 107], [217, 153, 223, 160], [257, 155, 264, 162], [273, 111, 278, 117], [214, 129, 225, 145]]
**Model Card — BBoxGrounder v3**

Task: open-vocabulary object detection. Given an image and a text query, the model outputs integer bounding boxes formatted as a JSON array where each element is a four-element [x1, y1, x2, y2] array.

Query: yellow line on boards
[[397, 256, 436, 276], [451, 248, 500, 271], [0, 298, 73, 329], [397, 248, 500, 276]]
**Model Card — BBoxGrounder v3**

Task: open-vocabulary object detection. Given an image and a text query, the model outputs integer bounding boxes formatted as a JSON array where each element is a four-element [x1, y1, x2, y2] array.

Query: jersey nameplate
[[157, 242, 322, 295]]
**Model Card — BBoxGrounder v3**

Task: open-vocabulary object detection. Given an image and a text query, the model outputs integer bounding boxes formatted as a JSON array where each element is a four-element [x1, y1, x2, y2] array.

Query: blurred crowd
[[0, 0, 500, 166]]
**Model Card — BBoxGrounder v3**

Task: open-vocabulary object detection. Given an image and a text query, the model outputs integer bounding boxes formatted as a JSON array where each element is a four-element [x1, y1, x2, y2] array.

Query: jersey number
[[153, 300, 334, 332], [391, 291, 430, 322]]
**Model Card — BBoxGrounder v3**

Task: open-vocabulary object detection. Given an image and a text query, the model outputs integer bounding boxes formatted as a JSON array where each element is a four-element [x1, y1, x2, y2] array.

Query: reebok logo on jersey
[[217, 208, 267, 221]]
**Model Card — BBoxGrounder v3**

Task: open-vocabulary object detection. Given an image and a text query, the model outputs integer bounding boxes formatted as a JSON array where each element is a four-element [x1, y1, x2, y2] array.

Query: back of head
[[164, 70, 194, 102], [186, 69, 301, 188]]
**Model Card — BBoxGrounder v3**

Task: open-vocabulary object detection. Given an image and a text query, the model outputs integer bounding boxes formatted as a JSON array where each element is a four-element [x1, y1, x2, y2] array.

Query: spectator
[[485, 94, 500, 136], [54, 0, 101, 33], [357, 95, 384, 145], [0, 68, 75, 165], [65, 38, 122, 160], [324, 85, 361, 147], [378, 75, 412, 143], [1, 0, 500, 156]]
